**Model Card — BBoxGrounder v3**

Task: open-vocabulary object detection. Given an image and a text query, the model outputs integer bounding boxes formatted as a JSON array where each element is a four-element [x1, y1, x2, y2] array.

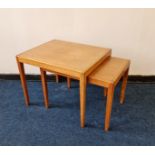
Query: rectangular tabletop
[[17, 40, 111, 78]]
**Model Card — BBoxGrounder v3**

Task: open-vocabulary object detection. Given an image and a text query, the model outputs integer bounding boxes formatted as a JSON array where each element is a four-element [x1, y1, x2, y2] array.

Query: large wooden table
[[16, 40, 111, 128]]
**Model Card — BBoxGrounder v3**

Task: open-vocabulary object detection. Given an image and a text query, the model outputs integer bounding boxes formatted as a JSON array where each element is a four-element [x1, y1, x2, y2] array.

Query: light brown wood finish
[[105, 84, 114, 131], [40, 68, 49, 108], [16, 57, 29, 106], [79, 75, 87, 128], [17, 40, 111, 78], [88, 57, 130, 131], [89, 57, 130, 86], [67, 77, 71, 88], [16, 40, 111, 128], [120, 68, 129, 104], [104, 88, 107, 97]]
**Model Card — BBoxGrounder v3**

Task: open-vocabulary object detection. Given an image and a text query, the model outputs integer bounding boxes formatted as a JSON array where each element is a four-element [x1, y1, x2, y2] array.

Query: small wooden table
[[16, 40, 111, 128]]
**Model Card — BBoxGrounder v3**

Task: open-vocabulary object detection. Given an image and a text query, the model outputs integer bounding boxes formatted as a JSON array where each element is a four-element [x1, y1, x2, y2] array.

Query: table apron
[[17, 57, 81, 80]]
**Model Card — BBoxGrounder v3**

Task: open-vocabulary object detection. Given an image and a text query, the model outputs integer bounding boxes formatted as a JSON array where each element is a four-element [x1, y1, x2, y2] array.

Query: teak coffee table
[[16, 40, 111, 128]]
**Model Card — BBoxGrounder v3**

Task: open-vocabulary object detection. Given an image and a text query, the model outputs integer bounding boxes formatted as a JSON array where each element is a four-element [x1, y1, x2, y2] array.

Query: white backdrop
[[0, 8, 155, 75]]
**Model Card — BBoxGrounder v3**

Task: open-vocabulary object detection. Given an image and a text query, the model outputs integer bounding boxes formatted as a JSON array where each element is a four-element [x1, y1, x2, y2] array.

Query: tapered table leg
[[104, 84, 114, 131], [40, 68, 49, 108], [16, 58, 29, 106], [67, 77, 71, 88], [79, 75, 86, 128], [120, 68, 129, 104]]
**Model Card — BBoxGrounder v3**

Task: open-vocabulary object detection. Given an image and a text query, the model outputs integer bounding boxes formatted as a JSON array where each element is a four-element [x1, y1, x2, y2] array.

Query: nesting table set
[[16, 40, 130, 131]]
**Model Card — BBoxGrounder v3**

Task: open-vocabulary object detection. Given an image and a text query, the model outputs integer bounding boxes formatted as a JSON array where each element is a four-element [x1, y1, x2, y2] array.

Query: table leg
[[104, 84, 114, 131], [16, 58, 30, 106], [79, 75, 86, 128], [67, 77, 71, 88], [120, 68, 129, 104], [40, 68, 49, 108]]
